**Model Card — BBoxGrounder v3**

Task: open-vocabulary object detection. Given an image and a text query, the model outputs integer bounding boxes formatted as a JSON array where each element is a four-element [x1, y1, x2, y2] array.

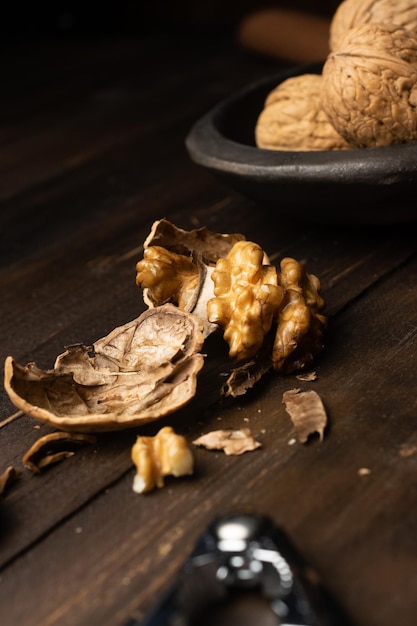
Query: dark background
[[1, 1, 341, 42]]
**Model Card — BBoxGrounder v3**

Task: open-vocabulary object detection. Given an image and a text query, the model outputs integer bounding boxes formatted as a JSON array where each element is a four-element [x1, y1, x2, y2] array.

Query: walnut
[[322, 23, 417, 148], [136, 218, 246, 336], [273, 257, 326, 374], [255, 74, 350, 151], [330, 0, 417, 52], [134, 221, 327, 396], [136, 246, 200, 310], [207, 240, 284, 362], [131, 426, 194, 493]]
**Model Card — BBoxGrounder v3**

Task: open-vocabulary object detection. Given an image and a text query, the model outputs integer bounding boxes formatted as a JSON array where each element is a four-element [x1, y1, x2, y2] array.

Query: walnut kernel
[[273, 257, 326, 373], [207, 241, 284, 361], [136, 246, 200, 309], [131, 426, 194, 493]]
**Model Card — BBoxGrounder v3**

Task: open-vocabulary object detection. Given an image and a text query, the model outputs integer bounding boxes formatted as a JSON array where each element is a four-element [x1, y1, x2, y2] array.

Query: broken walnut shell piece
[[0, 466, 21, 498], [282, 388, 328, 443], [131, 426, 194, 494], [22, 432, 96, 474], [207, 240, 284, 362], [140, 218, 246, 265], [273, 257, 326, 374], [4, 304, 205, 432], [193, 428, 262, 455]]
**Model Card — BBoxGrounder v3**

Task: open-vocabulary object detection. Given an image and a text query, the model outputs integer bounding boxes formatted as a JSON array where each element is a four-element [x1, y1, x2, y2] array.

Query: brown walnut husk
[[322, 23, 417, 148], [283, 388, 328, 443], [4, 304, 205, 432], [255, 74, 350, 151], [193, 428, 262, 455], [330, 0, 417, 52]]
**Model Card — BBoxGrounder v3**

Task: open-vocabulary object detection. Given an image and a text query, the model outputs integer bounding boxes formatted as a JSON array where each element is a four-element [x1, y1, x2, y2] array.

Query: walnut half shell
[[4, 304, 205, 432]]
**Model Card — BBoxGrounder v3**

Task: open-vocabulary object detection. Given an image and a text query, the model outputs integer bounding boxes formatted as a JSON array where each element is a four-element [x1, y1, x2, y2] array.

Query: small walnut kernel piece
[[136, 246, 200, 309], [330, 0, 417, 52], [207, 241, 284, 362], [131, 426, 194, 494], [255, 74, 350, 151], [273, 257, 326, 373], [322, 23, 417, 148]]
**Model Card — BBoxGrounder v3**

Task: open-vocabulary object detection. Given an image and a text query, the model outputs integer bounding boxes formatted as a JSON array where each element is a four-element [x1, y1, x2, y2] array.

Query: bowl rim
[[185, 62, 417, 185]]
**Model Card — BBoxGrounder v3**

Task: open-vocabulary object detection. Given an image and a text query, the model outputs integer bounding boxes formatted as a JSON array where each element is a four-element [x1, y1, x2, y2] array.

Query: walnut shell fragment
[[322, 23, 417, 148], [255, 74, 350, 151], [22, 432, 97, 473], [4, 304, 205, 432], [131, 426, 194, 493], [282, 388, 328, 443], [330, 0, 417, 52], [193, 428, 262, 455], [0, 466, 21, 498]]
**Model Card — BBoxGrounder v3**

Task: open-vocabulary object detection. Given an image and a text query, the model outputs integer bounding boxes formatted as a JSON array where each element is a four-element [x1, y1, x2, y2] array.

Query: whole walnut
[[330, 0, 417, 51], [255, 74, 350, 151], [321, 23, 417, 148]]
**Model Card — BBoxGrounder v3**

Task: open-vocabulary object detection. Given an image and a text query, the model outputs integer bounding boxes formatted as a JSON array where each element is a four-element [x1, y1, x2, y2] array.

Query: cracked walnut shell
[[4, 304, 205, 432], [330, 0, 417, 52], [255, 74, 350, 151], [321, 23, 417, 148]]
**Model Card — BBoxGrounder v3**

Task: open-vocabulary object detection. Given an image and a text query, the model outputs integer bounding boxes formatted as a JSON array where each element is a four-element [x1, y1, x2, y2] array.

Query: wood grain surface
[[1, 26, 417, 626]]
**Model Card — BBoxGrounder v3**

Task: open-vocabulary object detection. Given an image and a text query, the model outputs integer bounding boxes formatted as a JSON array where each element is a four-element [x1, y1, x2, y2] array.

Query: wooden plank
[[1, 252, 417, 626], [1, 186, 417, 566]]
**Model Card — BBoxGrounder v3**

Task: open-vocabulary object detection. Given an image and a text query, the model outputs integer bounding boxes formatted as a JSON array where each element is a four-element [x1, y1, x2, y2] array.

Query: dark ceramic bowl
[[185, 63, 417, 224]]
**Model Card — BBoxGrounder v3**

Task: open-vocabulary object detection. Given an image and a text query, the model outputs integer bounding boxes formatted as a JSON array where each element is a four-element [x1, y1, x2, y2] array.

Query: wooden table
[[1, 26, 417, 626]]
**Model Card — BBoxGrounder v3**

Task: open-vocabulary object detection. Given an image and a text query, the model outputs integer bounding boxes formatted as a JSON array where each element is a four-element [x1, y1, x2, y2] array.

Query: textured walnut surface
[[322, 23, 417, 148], [255, 73, 350, 151], [330, 0, 417, 51]]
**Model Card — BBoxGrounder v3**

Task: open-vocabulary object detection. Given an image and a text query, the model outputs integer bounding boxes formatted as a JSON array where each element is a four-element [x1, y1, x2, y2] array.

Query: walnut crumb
[[131, 426, 194, 494]]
